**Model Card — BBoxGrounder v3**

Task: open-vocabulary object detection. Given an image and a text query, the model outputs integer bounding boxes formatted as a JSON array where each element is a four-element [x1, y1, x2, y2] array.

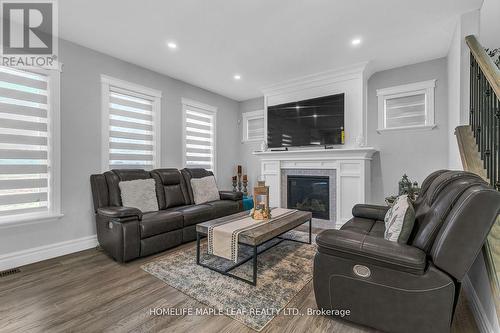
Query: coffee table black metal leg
[[309, 219, 312, 244], [252, 245, 258, 286], [196, 232, 200, 265]]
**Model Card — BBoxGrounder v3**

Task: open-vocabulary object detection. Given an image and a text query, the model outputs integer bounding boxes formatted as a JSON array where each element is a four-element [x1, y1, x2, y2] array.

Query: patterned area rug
[[141, 231, 316, 331]]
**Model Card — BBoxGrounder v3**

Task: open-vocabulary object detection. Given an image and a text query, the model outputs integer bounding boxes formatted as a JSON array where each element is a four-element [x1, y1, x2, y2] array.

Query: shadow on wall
[[370, 152, 384, 204]]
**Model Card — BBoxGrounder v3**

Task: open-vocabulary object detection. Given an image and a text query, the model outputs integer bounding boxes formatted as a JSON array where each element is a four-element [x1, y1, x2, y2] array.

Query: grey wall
[[238, 97, 265, 190], [367, 58, 449, 203], [0, 39, 240, 255]]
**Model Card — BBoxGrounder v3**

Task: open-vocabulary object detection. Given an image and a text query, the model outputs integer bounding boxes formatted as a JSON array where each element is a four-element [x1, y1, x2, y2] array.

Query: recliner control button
[[353, 264, 371, 278]]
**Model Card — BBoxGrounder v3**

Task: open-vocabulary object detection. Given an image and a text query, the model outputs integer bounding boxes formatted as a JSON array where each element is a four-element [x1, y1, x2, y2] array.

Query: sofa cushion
[[384, 195, 415, 243], [119, 178, 159, 213], [341, 217, 385, 238], [104, 169, 152, 206], [140, 211, 183, 238], [206, 200, 240, 219], [190, 176, 220, 204], [169, 204, 214, 227], [181, 168, 214, 204]]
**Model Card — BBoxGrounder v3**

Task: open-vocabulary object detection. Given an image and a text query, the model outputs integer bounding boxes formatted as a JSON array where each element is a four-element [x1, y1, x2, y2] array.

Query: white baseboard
[[0, 235, 98, 271], [463, 276, 499, 333]]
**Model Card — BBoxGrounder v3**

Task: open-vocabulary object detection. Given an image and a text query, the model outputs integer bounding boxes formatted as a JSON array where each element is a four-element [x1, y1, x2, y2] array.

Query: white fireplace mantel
[[253, 147, 378, 227]]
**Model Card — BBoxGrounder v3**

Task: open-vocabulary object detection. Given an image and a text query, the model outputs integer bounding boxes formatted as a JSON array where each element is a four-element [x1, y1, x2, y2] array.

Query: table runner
[[207, 208, 297, 262]]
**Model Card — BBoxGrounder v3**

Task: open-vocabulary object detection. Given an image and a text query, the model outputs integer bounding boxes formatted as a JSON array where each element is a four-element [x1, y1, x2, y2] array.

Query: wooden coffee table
[[195, 209, 312, 286]]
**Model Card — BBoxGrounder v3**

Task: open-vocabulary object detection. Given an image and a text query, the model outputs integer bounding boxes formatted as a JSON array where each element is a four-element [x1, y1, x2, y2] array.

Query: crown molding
[[261, 61, 370, 97]]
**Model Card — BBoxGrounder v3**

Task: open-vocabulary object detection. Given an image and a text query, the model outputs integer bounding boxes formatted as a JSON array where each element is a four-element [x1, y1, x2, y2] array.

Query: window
[[101, 75, 162, 171], [0, 66, 61, 222], [182, 98, 217, 174], [242, 110, 264, 142], [377, 79, 436, 132]]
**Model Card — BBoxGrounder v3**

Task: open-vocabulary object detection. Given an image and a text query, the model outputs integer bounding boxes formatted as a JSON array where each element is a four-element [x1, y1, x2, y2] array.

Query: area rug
[[141, 231, 316, 331]]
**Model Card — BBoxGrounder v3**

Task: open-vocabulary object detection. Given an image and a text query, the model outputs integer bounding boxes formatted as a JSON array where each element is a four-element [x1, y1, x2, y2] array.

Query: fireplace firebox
[[287, 175, 330, 220]]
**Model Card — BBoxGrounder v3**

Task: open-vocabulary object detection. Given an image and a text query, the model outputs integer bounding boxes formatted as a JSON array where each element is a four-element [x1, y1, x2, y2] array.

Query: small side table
[[242, 195, 254, 211]]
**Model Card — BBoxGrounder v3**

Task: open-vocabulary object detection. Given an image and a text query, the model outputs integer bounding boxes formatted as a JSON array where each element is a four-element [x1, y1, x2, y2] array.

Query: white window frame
[[100, 75, 162, 172], [181, 98, 217, 176], [376, 79, 436, 133], [0, 64, 63, 226], [242, 109, 264, 142]]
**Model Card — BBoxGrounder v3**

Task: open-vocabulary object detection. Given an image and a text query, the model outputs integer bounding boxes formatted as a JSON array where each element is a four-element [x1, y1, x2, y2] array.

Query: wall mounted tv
[[267, 93, 345, 148]]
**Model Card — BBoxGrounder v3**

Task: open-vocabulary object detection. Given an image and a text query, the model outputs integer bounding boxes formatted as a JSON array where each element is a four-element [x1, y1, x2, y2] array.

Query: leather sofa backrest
[[150, 169, 190, 209], [412, 169, 447, 211], [431, 184, 500, 281], [104, 169, 153, 206], [90, 174, 109, 213], [410, 171, 486, 252], [181, 168, 214, 204]]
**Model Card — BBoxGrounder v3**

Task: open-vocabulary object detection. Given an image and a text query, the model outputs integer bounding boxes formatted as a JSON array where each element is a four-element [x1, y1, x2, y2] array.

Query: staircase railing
[[464, 34, 500, 320], [466, 35, 500, 189]]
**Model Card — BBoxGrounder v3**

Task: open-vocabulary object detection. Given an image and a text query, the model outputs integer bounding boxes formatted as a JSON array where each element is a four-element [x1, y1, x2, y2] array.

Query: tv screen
[[267, 93, 344, 148]]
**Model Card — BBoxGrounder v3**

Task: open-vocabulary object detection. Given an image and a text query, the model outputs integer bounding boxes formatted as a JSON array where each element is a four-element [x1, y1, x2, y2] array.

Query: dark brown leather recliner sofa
[[90, 168, 242, 262], [314, 170, 500, 333]]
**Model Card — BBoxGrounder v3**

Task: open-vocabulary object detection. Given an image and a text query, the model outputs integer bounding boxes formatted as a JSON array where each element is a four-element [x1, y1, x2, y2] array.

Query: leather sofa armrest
[[316, 229, 427, 275], [352, 204, 389, 221], [97, 206, 143, 220], [219, 191, 243, 201]]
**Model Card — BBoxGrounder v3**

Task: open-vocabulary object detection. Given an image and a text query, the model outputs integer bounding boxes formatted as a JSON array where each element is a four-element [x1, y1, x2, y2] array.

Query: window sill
[[0, 212, 64, 228], [242, 138, 264, 143], [376, 124, 436, 134]]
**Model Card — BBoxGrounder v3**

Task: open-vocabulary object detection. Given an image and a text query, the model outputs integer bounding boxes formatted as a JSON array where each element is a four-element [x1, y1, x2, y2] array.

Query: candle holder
[[237, 173, 242, 192], [232, 176, 237, 192], [242, 178, 248, 196]]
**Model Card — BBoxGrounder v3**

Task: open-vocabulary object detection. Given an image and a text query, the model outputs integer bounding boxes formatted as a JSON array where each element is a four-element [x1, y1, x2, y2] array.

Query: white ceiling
[[59, 0, 483, 101]]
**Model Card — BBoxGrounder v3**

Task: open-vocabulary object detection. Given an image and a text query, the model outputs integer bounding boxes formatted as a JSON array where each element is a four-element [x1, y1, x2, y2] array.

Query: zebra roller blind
[[0, 67, 51, 217], [183, 102, 216, 172], [102, 77, 161, 171]]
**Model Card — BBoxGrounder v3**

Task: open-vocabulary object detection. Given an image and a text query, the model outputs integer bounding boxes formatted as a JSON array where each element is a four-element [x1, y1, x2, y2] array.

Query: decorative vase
[[260, 140, 267, 151]]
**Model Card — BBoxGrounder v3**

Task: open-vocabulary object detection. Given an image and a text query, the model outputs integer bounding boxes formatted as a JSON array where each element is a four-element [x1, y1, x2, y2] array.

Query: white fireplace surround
[[253, 148, 377, 228]]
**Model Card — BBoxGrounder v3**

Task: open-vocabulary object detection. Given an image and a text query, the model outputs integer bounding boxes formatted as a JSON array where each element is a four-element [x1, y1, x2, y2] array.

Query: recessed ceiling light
[[167, 42, 177, 49], [351, 38, 361, 46], [313, 114, 318, 118], [233, 74, 241, 80]]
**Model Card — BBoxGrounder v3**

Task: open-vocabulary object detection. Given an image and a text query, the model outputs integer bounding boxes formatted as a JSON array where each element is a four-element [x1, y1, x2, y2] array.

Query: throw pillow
[[119, 178, 159, 213], [384, 194, 415, 243], [191, 176, 220, 204]]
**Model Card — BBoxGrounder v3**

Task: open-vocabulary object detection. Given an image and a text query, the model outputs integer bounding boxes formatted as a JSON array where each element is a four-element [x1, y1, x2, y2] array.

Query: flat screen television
[[267, 93, 345, 148]]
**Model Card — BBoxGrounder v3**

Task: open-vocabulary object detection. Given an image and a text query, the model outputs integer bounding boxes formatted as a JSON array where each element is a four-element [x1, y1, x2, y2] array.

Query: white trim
[[0, 212, 63, 228], [376, 124, 437, 133], [181, 98, 218, 177], [101, 80, 110, 172], [181, 97, 218, 113], [0, 66, 62, 223], [463, 276, 499, 333], [0, 235, 98, 271], [376, 79, 436, 96], [100, 75, 162, 98], [377, 79, 437, 132], [242, 109, 264, 142], [100, 75, 162, 171], [261, 62, 369, 97]]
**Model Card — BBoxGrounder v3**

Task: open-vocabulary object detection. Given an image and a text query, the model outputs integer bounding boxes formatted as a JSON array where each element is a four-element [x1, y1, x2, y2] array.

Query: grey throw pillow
[[191, 176, 220, 204], [384, 194, 415, 243], [119, 178, 159, 213]]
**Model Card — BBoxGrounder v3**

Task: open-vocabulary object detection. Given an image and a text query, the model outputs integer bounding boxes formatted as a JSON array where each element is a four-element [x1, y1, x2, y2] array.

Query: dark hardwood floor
[[0, 236, 479, 333]]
